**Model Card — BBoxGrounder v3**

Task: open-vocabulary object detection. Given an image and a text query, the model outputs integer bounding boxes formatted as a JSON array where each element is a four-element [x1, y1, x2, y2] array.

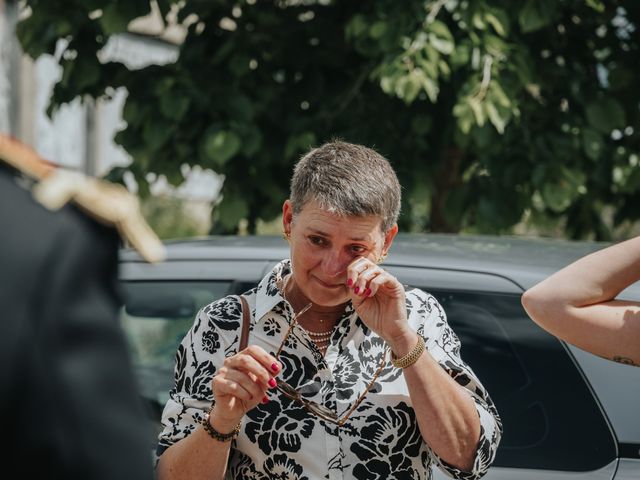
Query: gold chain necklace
[[279, 273, 337, 347]]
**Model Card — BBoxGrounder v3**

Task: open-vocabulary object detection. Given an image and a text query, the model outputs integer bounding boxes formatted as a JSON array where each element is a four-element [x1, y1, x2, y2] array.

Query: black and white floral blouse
[[157, 260, 502, 479]]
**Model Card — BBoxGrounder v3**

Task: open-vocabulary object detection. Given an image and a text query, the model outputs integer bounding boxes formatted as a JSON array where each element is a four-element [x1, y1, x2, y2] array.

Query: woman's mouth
[[313, 276, 344, 289]]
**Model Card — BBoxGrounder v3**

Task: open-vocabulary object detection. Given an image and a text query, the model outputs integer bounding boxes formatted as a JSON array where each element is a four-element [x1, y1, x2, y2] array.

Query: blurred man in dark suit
[[0, 135, 164, 479]]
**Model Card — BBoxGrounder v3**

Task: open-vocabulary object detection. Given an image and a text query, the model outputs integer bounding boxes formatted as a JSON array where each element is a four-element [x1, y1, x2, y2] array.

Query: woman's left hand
[[346, 257, 409, 343]]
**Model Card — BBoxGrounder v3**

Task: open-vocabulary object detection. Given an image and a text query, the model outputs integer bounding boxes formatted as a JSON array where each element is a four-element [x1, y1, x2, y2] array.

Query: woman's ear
[[282, 200, 293, 235], [383, 224, 399, 253]]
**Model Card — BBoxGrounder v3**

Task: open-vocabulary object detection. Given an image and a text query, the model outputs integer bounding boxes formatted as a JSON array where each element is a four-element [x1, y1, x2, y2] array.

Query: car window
[[425, 288, 617, 471], [119, 280, 260, 413], [120, 281, 233, 412]]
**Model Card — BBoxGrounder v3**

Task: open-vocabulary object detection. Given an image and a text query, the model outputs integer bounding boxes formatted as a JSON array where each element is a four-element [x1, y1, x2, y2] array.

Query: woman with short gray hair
[[156, 140, 502, 480]]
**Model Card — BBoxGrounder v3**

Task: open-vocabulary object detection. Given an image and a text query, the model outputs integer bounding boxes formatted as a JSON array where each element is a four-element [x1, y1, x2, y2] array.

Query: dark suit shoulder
[[1, 131, 163, 263], [0, 167, 118, 272], [0, 163, 164, 263]]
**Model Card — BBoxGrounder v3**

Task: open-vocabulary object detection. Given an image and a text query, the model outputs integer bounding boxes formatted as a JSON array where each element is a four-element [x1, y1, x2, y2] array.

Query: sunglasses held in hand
[[274, 298, 388, 426]]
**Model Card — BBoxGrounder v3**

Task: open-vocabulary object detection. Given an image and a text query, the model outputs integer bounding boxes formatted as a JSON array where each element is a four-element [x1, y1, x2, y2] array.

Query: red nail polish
[[347, 278, 353, 286], [268, 378, 277, 388], [262, 396, 269, 404], [364, 288, 371, 297], [271, 362, 279, 372], [354, 286, 360, 294]]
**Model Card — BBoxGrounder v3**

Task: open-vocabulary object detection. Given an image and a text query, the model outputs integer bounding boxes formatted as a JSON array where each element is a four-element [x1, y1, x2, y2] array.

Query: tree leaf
[[490, 82, 511, 108], [345, 14, 368, 39], [217, 192, 249, 231], [450, 44, 470, 68], [486, 101, 506, 133], [541, 168, 585, 213], [586, 0, 605, 13], [403, 70, 423, 103], [429, 34, 454, 55], [202, 130, 242, 168], [240, 126, 263, 157], [15, 13, 57, 58], [541, 182, 572, 213], [143, 119, 174, 152], [468, 97, 486, 126], [472, 13, 486, 30], [429, 20, 454, 42], [518, 0, 556, 33], [285, 132, 316, 160], [369, 21, 387, 39], [581, 128, 604, 160], [485, 9, 509, 37], [123, 100, 142, 127], [380, 75, 395, 94], [420, 76, 439, 102], [99, 4, 131, 34], [585, 98, 626, 134], [160, 95, 190, 121], [453, 103, 474, 134]]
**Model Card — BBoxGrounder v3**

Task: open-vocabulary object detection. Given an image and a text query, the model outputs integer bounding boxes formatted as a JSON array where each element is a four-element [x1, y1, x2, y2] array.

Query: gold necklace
[[280, 273, 337, 347]]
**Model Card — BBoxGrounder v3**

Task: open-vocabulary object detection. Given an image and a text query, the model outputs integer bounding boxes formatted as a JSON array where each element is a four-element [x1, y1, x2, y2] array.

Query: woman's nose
[[321, 251, 348, 278]]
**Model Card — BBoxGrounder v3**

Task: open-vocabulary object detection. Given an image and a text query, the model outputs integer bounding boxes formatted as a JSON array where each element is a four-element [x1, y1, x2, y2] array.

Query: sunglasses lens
[[277, 380, 339, 421], [309, 403, 338, 421], [276, 380, 298, 398]]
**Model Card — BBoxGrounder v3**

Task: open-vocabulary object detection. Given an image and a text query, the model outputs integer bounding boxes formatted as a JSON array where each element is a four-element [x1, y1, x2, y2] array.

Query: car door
[[386, 265, 618, 480]]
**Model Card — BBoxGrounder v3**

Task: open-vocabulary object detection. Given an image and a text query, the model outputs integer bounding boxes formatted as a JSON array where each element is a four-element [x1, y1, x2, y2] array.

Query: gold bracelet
[[391, 334, 425, 369], [201, 405, 241, 442]]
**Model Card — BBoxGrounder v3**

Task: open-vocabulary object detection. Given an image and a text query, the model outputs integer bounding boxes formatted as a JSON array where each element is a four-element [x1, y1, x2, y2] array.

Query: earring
[[377, 252, 388, 264], [282, 231, 291, 242]]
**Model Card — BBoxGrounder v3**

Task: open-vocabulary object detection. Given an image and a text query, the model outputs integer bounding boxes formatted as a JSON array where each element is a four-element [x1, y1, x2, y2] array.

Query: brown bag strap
[[238, 295, 250, 351]]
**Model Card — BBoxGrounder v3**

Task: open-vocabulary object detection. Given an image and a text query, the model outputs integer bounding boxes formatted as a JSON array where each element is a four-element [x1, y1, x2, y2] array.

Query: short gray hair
[[290, 140, 401, 232]]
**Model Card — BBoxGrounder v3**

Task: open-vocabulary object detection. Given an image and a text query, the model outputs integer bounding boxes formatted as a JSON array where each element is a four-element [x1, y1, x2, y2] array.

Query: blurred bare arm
[[521, 236, 640, 366]]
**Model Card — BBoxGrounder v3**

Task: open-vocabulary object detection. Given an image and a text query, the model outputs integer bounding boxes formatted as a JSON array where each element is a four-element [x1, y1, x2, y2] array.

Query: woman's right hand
[[209, 345, 281, 430]]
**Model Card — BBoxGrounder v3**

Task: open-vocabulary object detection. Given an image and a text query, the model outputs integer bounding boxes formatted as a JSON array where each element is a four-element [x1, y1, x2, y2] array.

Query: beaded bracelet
[[391, 334, 425, 369], [201, 405, 241, 442]]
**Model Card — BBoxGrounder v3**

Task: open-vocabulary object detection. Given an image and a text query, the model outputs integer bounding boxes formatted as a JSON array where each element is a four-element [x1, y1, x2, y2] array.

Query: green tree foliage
[[16, 0, 640, 238], [140, 195, 211, 239]]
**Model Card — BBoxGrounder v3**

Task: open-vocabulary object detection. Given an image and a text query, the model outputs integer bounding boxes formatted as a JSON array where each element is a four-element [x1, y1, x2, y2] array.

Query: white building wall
[[0, 0, 11, 134], [0, 2, 221, 203]]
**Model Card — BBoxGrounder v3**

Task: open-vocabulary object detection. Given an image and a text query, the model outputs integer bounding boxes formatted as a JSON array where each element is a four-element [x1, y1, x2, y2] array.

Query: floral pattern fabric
[[157, 260, 502, 479]]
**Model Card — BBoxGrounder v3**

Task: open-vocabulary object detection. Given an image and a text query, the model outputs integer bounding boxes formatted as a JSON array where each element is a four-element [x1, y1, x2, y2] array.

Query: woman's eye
[[309, 236, 326, 246], [350, 245, 366, 254]]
